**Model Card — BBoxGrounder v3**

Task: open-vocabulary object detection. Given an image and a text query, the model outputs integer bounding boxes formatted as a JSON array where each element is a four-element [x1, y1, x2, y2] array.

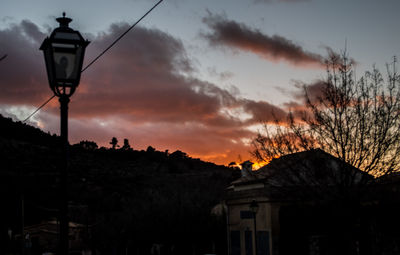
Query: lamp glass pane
[[52, 43, 77, 80], [43, 48, 55, 83]]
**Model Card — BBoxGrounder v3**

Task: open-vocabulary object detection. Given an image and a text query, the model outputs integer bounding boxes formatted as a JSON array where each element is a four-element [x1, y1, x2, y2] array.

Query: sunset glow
[[1, 0, 399, 166]]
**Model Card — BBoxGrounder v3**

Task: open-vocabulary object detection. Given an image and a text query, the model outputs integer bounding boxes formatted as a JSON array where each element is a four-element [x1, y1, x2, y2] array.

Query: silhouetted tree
[[253, 53, 400, 181], [109, 137, 119, 149], [146, 146, 155, 153], [75, 140, 98, 150], [121, 138, 131, 150], [252, 53, 400, 255], [170, 150, 187, 159]]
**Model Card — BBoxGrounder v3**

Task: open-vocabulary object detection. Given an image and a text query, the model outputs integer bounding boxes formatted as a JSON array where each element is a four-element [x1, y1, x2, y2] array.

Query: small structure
[[24, 220, 90, 253], [240, 161, 255, 179], [224, 149, 373, 255]]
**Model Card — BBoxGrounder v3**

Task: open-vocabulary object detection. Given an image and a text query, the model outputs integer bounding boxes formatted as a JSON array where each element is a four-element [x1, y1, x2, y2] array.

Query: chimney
[[240, 160, 254, 178]]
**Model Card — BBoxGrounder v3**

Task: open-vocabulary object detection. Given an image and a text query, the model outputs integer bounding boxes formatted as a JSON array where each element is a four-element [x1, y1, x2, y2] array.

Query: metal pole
[[59, 95, 70, 255], [226, 205, 231, 255], [21, 193, 25, 255], [253, 212, 257, 255]]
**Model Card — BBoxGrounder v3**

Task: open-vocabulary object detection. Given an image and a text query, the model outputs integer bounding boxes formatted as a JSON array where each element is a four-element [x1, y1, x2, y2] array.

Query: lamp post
[[40, 13, 89, 255], [250, 200, 259, 255]]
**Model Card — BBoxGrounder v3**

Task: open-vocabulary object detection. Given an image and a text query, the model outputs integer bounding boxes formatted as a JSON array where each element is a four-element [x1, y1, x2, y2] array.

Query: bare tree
[[252, 53, 400, 255], [253, 53, 400, 183]]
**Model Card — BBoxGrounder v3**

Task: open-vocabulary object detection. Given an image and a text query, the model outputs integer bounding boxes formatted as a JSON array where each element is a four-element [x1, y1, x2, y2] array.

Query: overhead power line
[[82, 0, 164, 73], [23, 0, 164, 123], [23, 95, 56, 122]]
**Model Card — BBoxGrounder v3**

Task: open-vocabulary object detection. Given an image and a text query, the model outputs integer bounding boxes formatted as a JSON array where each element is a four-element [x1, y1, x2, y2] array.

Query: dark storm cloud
[[0, 20, 288, 164], [0, 20, 49, 105], [202, 14, 324, 68], [73, 22, 286, 127], [281, 80, 327, 120], [292, 80, 327, 103], [242, 99, 287, 123]]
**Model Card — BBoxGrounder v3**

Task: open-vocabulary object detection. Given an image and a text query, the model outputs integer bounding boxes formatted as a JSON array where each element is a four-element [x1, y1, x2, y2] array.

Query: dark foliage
[[110, 137, 119, 149], [0, 114, 239, 254], [121, 138, 131, 150]]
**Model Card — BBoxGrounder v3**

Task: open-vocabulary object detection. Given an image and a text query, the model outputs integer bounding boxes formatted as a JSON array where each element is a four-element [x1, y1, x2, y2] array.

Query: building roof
[[227, 149, 373, 201], [255, 149, 371, 186]]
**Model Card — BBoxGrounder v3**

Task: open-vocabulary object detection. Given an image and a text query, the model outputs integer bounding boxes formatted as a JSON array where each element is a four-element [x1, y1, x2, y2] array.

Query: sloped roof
[[239, 149, 372, 187], [226, 150, 375, 202]]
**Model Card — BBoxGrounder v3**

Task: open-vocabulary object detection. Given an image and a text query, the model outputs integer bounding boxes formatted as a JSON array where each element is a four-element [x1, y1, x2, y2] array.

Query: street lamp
[[250, 200, 259, 255], [40, 13, 89, 255], [40, 12, 89, 97]]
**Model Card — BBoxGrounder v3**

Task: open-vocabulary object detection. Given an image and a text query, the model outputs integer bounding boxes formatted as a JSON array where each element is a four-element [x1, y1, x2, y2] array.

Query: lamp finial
[[56, 12, 72, 28]]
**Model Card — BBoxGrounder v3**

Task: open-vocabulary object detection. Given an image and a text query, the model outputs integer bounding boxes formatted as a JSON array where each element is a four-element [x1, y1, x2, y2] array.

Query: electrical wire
[[23, 94, 56, 122], [82, 0, 164, 73], [23, 0, 164, 123]]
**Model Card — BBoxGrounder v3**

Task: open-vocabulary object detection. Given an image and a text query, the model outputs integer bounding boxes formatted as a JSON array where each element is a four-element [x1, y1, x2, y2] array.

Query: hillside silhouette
[[0, 114, 240, 254]]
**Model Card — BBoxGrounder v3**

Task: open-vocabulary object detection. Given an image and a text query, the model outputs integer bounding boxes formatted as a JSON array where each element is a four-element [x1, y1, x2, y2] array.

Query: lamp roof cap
[[56, 12, 72, 29]]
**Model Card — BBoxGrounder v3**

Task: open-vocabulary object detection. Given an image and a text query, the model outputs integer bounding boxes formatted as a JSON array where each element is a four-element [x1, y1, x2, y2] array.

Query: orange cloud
[[0, 20, 289, 165], [202, 13, 325, 68]]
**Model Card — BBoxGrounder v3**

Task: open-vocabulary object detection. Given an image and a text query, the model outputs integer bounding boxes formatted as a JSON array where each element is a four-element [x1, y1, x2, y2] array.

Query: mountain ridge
[[0, 114, 239, 254]]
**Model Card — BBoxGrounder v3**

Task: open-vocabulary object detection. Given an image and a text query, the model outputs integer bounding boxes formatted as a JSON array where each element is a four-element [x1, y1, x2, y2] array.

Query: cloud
[[0, 20, 288, 165], [242, 99, 287, 123], [207, 67, 234, 81], [292, 80, 327, 104], [281, 80, 327, 120], [0, 20, 50, 105], [202, 13, 324, 68]]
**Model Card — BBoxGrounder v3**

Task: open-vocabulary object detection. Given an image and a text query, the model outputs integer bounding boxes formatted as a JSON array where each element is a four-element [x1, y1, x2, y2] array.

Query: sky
[[1, 0, 400, 166]]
